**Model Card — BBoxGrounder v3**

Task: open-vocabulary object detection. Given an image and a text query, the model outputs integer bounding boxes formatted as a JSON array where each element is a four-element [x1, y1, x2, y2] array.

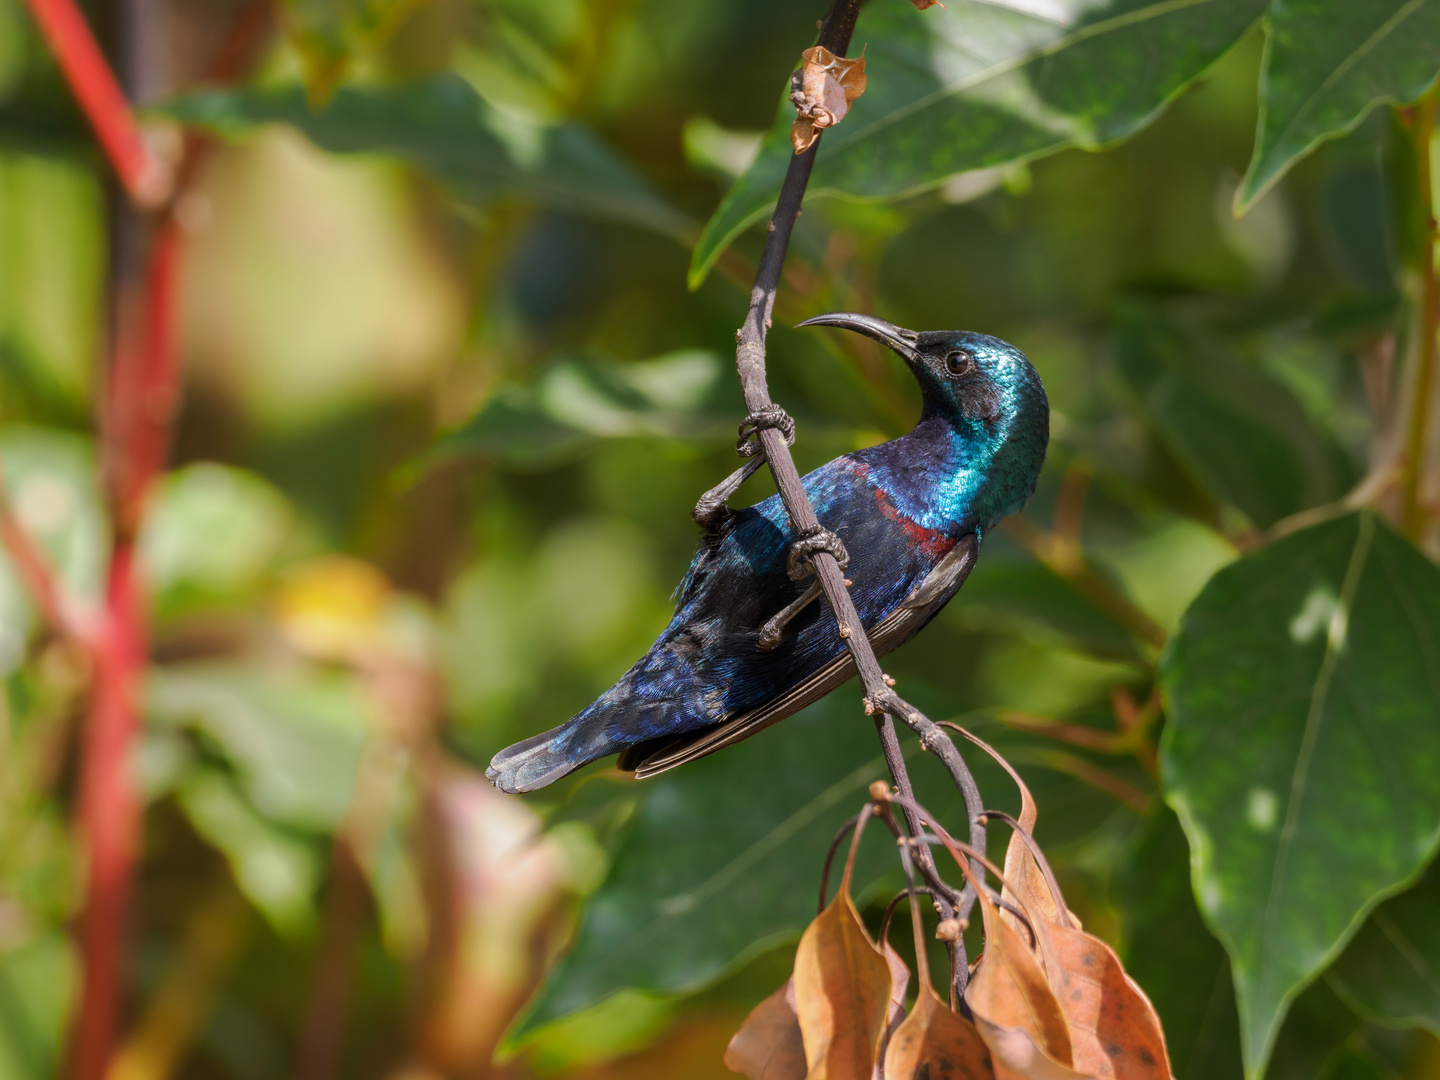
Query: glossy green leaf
[[1237, 0, 1440, 213], [1116, 313, 1355, 529], [1161, 512, 1440, 1076], [167, 76, 693, 242], [690, 0, 1265, 287], [1328, 855, 1440, 1035], [424, 350, 732, 470]]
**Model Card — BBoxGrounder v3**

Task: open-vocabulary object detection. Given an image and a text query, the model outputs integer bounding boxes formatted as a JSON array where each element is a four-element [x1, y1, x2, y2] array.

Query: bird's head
[[797, 312, 1048, 442], [798, 312, 1049, 528]]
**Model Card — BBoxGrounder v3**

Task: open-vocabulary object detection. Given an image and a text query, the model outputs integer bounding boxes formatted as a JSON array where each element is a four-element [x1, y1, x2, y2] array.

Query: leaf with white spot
[[1161, 512, 1440, 1077]]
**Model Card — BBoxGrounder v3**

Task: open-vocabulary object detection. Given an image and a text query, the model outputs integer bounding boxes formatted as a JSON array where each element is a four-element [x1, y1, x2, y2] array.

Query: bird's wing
[[630, 534, 978, 778]]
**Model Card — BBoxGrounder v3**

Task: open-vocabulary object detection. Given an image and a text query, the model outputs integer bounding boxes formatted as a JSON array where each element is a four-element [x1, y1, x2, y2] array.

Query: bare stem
[[17, 0, 169, 205], [727, 0, 986, 992]]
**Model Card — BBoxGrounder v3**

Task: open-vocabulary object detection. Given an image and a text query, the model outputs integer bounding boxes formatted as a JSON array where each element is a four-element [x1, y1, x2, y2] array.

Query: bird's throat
[[852, 414, 999, 536]]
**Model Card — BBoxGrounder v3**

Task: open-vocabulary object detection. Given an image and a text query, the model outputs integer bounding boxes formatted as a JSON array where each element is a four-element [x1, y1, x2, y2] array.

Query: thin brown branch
[[725, 0, 987, 993]]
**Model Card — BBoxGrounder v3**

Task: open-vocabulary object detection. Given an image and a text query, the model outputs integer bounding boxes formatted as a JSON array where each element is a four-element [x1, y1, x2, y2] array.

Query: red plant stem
[[105, 219, 183, 538], [67, 539, 146, 1080], [67, 217, 183, 1080], [17, 0, 167, 205], [0, 481, 88, 642]]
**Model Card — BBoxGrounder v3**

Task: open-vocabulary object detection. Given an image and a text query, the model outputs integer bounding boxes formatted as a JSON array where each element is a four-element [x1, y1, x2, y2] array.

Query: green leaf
[[176, 768, 323, 935], [1118, 808, 1244, 1080], [167, 76, 693, 242], [140, 464, 294, 619], [1116, 313, 1356, 529], [1236, 0, 1440, 214], [0, 933, 73, 1080], [1328, 855, 1440, 1035], [1160, 512, 1440, 1076], [424, 350, 732, 470], [1117, 809, 1372, 1080], [277, 0, 416, 103], [506, 697, 905, 1046], [148, 663, 368, 831], [689, 0, 1265, 287]]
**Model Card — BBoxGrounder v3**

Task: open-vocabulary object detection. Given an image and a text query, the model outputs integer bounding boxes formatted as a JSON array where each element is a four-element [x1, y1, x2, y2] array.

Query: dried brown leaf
[[970, 1018, 1093, 1080], [943, 724, 1068, 933], [794, 888, 892, 1079], [725, 979, 807, 1080], [873, 943, 912, 1080], [965, 888, 1090, 1080], [789, 46, 865, 154], [884, 981, 994, 1080], [791, 118, 819, 154], [1045, 926, 1173, 1080], [794, 806, 892, 1080], [911, 0, 944, 8]]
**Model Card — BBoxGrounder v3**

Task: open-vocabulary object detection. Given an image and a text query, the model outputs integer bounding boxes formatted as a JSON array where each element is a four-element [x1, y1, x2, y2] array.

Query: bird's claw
[[693, 456, 765, 531], [758, 580, 823, 648], [787, 525, 849, 581]]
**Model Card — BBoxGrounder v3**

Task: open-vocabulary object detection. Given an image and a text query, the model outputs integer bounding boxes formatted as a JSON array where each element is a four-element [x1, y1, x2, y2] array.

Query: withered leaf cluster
[[725, 740, 1174, 1080], [790, 46, 867, 154]]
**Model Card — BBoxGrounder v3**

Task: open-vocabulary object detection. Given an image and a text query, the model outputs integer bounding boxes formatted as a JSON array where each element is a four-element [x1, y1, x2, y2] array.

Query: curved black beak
[[796, 312, 920, 364]]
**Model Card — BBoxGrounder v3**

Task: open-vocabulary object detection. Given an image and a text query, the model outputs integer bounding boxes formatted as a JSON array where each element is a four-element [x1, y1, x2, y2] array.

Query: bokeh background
[[1, 0, 1436, 1078]]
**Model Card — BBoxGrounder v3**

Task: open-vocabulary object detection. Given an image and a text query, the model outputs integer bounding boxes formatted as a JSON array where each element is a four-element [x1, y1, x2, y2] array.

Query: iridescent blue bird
[[487, 314, 1049, 793]]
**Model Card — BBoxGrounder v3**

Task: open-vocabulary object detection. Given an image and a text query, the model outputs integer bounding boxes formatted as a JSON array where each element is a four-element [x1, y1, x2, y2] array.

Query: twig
[[17, 0, 170, 205], [726, 0, 987, 992], [0, 465, 93, 644]]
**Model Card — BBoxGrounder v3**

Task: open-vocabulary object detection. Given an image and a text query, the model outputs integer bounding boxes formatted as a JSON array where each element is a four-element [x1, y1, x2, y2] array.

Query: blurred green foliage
[[2, 0, 1440, 1078]]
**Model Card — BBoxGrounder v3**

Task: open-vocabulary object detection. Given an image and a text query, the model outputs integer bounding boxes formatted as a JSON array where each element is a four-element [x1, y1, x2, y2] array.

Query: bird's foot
[[787, 525, 850, 581], [757, 580, 823, 648], [692, 456, 765, 531], [736, 403, 795, 457], [692, 405, 797, 532]]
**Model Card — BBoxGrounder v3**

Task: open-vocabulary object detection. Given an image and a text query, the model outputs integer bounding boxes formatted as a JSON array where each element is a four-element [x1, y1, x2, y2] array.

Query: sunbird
[[488, 314, 1049, 793]]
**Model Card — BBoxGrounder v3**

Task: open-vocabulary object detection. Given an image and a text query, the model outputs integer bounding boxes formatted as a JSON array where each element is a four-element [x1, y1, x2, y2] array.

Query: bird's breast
[[847, 457, 971, 546], [870, 485, 955, 559]]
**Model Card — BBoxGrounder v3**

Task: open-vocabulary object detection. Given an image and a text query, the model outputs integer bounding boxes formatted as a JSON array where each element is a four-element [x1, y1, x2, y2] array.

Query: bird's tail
[[485, 694, 629, 794]]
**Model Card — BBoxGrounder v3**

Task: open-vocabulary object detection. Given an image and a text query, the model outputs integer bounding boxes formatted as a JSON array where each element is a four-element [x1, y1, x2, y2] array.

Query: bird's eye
[[944, 349, 974, 376]]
